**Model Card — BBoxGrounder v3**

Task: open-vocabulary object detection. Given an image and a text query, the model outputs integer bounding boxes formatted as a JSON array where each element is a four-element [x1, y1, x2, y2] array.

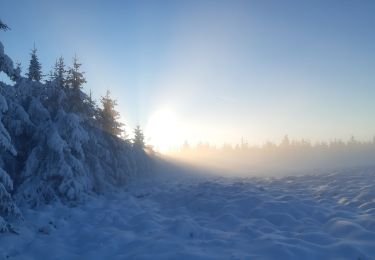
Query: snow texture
[[1, 168, 374, 259]]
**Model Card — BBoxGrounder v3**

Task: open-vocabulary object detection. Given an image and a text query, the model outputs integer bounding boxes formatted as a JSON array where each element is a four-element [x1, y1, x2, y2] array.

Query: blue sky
[[1, 0, 375, 149]]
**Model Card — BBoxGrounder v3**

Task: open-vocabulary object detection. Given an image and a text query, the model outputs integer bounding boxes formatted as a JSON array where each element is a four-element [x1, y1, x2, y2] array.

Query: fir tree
[[66, 56, 86, 91], [133, 125, 145, 149], [85, 90, 98, 120], [66, 56, 86, 113], [27, 46, 42, 82], [0, 93, 21, 232], [53, 57, 66, 89], [80, 89, 99, 124], [99, 90, 124, 137]]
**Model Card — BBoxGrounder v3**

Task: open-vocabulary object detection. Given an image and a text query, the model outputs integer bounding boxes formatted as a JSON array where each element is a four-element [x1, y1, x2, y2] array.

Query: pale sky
[[1, 0, 375, 151]]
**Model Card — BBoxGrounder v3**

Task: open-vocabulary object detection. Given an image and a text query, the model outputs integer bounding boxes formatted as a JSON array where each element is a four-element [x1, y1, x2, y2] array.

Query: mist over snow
[[1, 0, 375, 258], [167, 136, 375, 177], [2, 160, 375, 259]]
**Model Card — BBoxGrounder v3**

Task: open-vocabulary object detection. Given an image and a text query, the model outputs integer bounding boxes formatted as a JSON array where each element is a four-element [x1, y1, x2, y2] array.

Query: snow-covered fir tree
[[0, 42, 20, 82], [0, 95, 21, 232], [53, 57, 66, 89], [99, 90, 124, 137], [84, 90, 99, 123], [133, 125, 145, 149], [66, 56, 85, 91], [0, 31, 22, 231], [66, 56, 86, 113], [26, 46, 42, 82]]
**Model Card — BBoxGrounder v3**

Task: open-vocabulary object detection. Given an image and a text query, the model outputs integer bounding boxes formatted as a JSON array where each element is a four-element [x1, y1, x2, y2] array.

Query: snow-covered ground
[[1, 167, 375, 260]]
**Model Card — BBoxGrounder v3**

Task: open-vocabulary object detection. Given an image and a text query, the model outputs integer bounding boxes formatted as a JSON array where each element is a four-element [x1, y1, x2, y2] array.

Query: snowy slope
[[1, 167, 374, 260]]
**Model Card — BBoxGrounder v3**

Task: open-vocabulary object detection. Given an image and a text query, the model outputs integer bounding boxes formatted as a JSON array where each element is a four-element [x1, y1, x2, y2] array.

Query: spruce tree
[[0, 92, 20, 232], [81, 89, 99, 123], [54, 57, 66, 89], [27, 46, 42, 82], [133, 125, 145, 149], [0, 24, 20, 81], [66, 56, 86, 91], [99, 90, 124, 137], [66, 56, 86, 113]]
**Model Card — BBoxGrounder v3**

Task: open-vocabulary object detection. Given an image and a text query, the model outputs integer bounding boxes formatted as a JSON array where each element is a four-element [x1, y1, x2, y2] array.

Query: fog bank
[[166, 137, 375, 177]]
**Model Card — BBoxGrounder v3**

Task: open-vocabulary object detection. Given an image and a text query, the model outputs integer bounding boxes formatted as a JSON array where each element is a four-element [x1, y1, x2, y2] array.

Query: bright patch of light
[[145, 108, 182, 153]]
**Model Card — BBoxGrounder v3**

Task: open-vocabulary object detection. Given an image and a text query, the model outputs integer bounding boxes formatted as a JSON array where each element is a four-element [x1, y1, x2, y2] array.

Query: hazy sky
[[1, 0, 375, 150]]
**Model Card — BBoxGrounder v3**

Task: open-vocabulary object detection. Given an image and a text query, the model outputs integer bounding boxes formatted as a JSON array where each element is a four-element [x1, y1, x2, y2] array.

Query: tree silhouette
[[27, 46, 42, 82], [53, 57, 66, 89], [66, 56, 86, 113], [99, 90, 124, 137], [133, 125, 145, 149]]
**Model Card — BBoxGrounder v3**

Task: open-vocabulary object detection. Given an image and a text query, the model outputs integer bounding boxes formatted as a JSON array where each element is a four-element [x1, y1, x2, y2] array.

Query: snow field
[[1, 168, 375, 259]]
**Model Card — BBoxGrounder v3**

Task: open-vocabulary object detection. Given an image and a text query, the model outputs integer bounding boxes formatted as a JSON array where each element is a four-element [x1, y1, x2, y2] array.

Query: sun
[[145, 108, 182, 153]]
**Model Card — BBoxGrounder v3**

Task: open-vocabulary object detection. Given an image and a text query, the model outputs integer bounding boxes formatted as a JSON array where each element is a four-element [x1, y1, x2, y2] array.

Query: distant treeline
[[173, 136, 375, 175]]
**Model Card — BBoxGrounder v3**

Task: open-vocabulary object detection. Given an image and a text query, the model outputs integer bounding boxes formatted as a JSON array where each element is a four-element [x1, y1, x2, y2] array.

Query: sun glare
[[145, 109, 181, 153]]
